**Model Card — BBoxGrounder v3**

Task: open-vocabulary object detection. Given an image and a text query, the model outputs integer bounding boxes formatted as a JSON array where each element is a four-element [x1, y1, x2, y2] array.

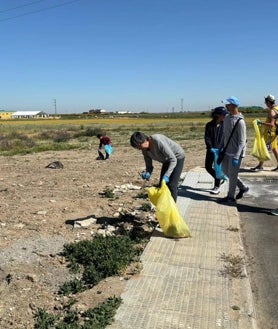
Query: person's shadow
[[178, 185, 273, 214], [236, 202, 273, 215], [178, 185, 219, 202]]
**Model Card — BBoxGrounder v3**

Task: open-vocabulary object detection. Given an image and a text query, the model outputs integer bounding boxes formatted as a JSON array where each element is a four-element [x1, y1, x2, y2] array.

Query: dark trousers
[[98, 150, 109, 160], [159, 157, 185, 202], [205, 151, 220, 188]]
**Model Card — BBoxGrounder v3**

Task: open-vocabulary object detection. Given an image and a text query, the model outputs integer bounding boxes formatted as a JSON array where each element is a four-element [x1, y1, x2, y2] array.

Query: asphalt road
[[237, 177, 278, 329]]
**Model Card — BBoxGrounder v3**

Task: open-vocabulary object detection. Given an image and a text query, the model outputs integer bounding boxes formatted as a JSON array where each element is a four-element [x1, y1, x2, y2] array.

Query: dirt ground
[[0, 141, 267, 328]]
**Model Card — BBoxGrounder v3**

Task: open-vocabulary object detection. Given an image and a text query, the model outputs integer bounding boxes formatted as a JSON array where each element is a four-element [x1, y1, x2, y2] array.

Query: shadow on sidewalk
[[178, 185, 273, 215], [236, 202, 273, 215], [178, 185, 218, 202]]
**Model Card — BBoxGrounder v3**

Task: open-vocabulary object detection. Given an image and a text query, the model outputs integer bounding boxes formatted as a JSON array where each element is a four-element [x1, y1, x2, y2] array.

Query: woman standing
[[204, 106, 227, 194]]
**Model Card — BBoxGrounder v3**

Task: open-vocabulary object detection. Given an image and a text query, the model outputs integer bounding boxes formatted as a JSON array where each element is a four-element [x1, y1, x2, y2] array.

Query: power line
[[0, 0, 47, 13], [0, 0, 82, 22]]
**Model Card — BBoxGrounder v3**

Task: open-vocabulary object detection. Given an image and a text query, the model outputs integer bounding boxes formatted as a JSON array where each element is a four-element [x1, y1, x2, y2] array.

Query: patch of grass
[[34, 296, 122, 329], [100, 187, 115, 199], [53, 130, 71, 143], [134, 191, 148, 199], [74, 127, 103, 138], [34, 308, 56, 328], [59, 235, 141, 295], [58, 278, 86, 296], [139, 202, 152, 212], [36, 234, 139, 327]]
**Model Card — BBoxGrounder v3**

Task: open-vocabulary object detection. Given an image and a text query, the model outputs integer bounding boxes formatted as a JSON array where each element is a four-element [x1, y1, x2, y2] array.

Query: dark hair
[[96, 134, 102, 138], [265, 98, 275, 105], [130, 132, 148, 148], [211, 106, 227, 118]]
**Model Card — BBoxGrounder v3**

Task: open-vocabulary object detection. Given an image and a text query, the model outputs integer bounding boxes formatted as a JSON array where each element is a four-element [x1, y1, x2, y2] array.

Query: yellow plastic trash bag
[[147, 181, 191, 238], [251, 119, 271, 161]]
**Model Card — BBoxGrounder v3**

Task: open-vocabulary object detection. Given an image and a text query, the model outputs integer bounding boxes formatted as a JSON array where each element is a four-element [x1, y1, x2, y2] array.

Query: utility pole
[[53, 99, 57, 116], [181, 98, 184, 111]]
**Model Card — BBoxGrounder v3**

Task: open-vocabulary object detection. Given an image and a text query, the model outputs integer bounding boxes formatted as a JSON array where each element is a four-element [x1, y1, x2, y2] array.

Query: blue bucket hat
[[212, 106, 228, 116]]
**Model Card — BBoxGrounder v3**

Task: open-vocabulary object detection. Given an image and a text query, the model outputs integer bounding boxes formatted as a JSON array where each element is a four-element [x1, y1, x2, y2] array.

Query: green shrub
[[140, 202, 152, 212], [58, 278, 86, 295], [81, 296, 122, 328], [73, 127, 103, 138], [102, 187, 115, 199], [134, 191, 148, 199], [60, 235, 139, 294], [34, 296, 122, 329], [53, 130, 71, 143], [34, 309, 56, 329]]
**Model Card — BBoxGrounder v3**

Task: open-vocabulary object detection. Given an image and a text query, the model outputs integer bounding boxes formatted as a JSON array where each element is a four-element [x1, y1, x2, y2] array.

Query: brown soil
[[0, 144, 262, 328]]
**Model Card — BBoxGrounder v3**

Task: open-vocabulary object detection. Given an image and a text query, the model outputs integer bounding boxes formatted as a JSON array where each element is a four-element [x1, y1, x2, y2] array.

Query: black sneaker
[[271, 166, 278, 172], [218, 196, 236, 204], [236, 187, 249, 200], [250, 166, 263, 172]]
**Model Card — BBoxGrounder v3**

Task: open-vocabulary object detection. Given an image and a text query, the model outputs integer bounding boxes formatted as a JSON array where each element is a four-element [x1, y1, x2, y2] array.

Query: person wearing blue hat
[[218, 97, 249, 203], [204, 106, 228, 194]]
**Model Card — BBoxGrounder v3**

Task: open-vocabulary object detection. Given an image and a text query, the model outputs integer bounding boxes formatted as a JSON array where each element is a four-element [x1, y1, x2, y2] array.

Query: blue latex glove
[[210, 148, 219, 154], [141, 172, 151, 180], [257, 120, 262, 125], [232, 158, 239, 167], [162, 175, 169, 183]]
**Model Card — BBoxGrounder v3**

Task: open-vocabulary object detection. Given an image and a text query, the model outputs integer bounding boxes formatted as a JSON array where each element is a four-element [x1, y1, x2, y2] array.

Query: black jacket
[[204, 120, 224, 150]]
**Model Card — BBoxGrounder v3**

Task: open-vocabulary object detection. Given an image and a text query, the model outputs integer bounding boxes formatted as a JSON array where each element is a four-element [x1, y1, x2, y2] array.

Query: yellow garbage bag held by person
[[251, 119, 271, 161], [147, 181, 191, 238]]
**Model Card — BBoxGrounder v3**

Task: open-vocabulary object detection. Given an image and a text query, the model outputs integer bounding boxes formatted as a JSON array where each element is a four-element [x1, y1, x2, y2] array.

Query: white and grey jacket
[[220, 113, 246, 160]]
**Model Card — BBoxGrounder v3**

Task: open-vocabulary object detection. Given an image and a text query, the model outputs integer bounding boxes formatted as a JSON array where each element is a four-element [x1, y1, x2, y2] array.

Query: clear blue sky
[[1, 0, 278, 114]]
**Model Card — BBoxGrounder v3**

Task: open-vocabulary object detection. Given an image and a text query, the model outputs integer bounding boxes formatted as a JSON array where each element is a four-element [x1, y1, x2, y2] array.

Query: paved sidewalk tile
[[108, 171, 257, 329]]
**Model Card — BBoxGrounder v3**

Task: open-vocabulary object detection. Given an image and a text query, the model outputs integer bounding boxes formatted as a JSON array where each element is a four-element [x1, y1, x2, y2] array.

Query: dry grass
[[219, 253, 246, 279]]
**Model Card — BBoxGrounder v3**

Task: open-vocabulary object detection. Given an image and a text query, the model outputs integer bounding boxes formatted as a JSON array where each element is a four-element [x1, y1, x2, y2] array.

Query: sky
[[1, 0, 278, 114]]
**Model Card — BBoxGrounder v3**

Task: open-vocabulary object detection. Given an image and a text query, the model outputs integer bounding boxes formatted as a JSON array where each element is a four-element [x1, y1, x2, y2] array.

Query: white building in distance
[[12, 111, 49, 119]]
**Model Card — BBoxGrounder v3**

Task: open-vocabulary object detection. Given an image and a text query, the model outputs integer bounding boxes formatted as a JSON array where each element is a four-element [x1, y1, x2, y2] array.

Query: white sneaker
[[270, 208, 278, 216], [209, 186, 220, 195]]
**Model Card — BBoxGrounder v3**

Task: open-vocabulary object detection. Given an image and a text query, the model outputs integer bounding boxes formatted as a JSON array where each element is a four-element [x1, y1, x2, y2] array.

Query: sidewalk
[[108, 168, 258, 329]]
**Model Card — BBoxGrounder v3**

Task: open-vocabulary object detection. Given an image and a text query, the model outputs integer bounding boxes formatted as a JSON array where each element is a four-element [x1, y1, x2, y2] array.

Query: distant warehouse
[[12, 111, 49, 119]]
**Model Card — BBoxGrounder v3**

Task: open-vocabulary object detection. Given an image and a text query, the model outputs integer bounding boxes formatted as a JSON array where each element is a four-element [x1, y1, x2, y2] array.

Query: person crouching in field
[[130, 131, 185, 202], [96, 134, 113, 160]]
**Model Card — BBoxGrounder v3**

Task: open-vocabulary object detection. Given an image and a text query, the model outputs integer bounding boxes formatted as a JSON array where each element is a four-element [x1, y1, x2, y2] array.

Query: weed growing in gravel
[[226, 226, 239, 232], [139, 202, 152, 212], [101, 187, 115, 199], [34, 296, 122, 328], [34, 309, 56, 328], [59, 235, 141, 295], [219, 253, 246, 278], [34, 235, 141, 328], [134, 191, 148, 199]]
